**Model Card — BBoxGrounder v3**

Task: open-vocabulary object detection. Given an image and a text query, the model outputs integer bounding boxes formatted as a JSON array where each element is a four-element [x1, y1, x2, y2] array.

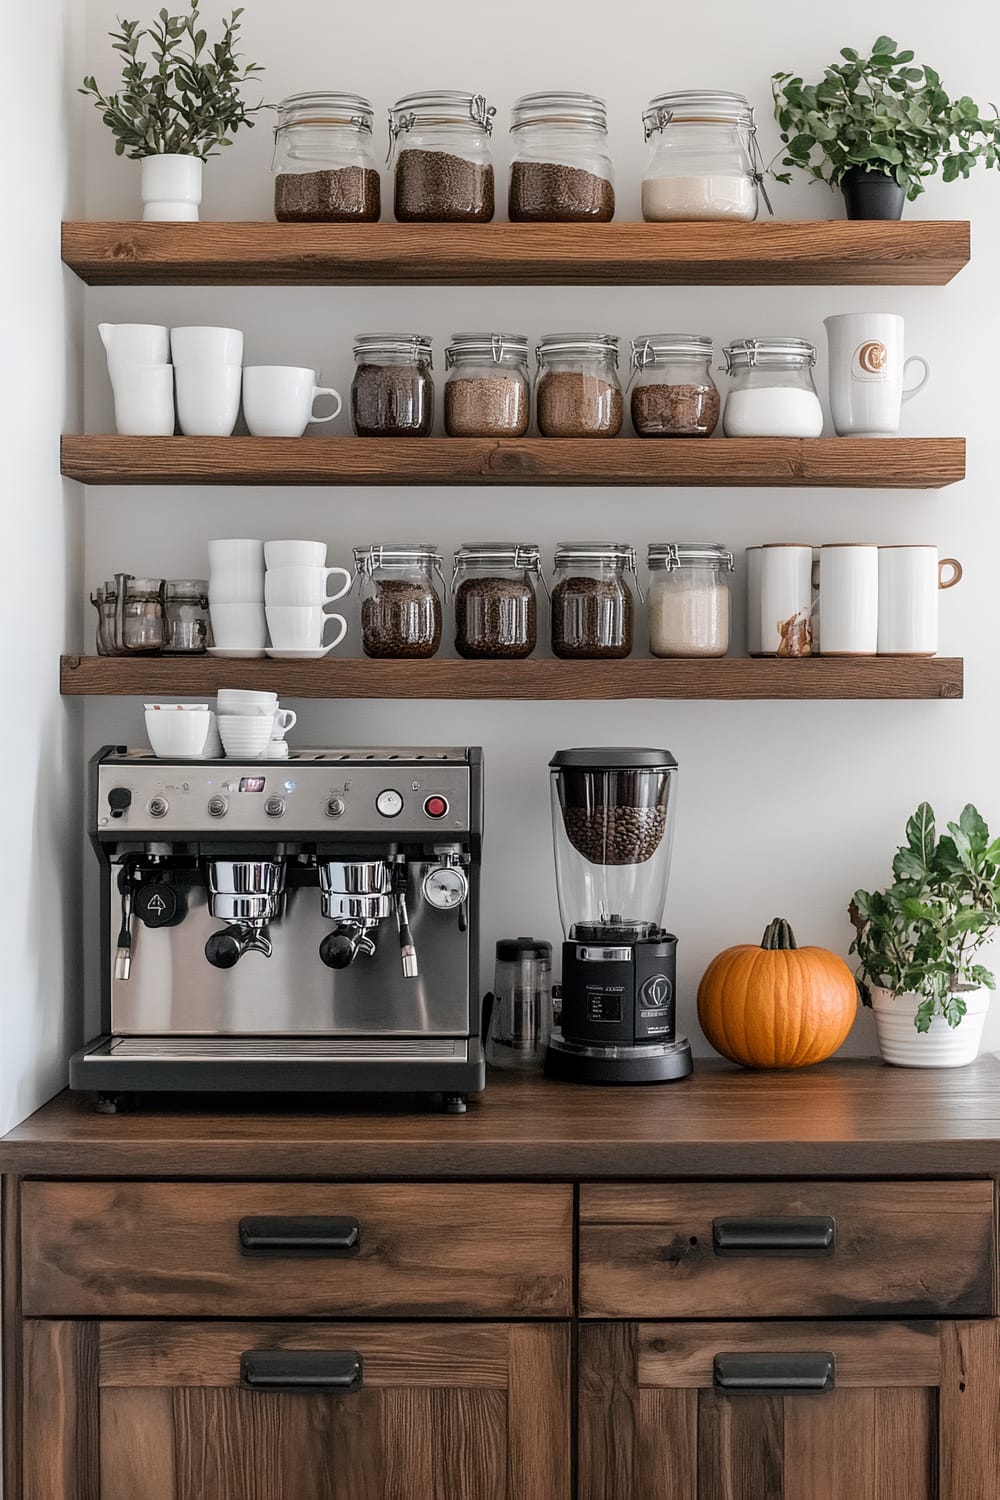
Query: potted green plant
[[849, 802, 1000, 1067], [81, 3, 263, 222], [771, 37, 1000, 219]]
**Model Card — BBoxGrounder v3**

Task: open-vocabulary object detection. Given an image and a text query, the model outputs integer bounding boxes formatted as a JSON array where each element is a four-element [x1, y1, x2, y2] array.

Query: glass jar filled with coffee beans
[[354, 544, 447, 658], [351, 334, 434, 436], [453, 544, 545, 659], [629, 334, 720, 437], [272, 92, 381, 222], [550, 542, 640, 659], [444, 333, 531, 437], [508, 92, 614, 222], [536, 334, 623, 438], [389, 90, 496, 221]]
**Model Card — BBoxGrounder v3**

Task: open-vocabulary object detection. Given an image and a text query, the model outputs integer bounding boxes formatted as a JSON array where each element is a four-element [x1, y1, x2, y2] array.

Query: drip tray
[[106, 1037, 468, 1062]]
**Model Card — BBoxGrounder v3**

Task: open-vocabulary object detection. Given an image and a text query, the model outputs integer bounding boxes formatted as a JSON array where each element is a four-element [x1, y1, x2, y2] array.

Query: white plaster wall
[[0, 1, 84, 1130], [76, 0, 999, 1056]]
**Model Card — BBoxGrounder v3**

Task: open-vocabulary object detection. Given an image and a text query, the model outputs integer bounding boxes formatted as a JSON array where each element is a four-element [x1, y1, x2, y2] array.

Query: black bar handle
[[241, 1350, 363, 1393], [713, 1215, 835, 1257], [714, 1352, 835, 1395], [238, 1215, 361, 1258]]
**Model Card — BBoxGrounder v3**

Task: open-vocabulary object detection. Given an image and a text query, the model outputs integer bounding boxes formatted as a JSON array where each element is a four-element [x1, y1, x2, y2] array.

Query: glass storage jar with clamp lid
[[629, 334, 720, 437], [453, 544, 545, 659], [641, 90, 769, 222], [508, 91, 614, 221], [389, 90, 496, 221], [721, 337, 824, 438], [351, 334, 434, 436], [536, 334, 624, 438], [647, 543, 733, 658], [354, 544, 447, 659], [444, 333, 531, 437], [272, 91, 381, 222], [550, 542, 640, 659]]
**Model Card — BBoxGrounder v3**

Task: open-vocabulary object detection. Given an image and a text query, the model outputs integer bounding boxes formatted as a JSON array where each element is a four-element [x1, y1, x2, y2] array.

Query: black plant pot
[[840, 168, 906, 221]]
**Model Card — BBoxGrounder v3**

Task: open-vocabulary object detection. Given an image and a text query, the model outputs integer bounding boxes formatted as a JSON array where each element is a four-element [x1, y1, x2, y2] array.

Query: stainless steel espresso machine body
[[71, 746, 484, 1110]]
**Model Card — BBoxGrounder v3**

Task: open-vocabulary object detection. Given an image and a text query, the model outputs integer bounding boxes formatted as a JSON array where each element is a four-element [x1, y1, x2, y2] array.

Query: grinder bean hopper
[[545, 747, 693, 1084]]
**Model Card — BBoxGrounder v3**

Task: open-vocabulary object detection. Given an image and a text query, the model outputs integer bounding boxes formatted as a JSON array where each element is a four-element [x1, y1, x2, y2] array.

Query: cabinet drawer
[[21, 1181, 573, 1317], [578, 1181, 994, 1319]]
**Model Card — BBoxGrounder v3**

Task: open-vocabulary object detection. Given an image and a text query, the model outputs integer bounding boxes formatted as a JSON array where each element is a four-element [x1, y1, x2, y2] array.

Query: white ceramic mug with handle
[[820, 544, 879, 655], [824, 313, 930, 436], [877, 546, 962, 656], [264, 565, 353, 606], [266, 606, 347, 652], [243, 367, 343, 437], [760, 544, 815, 657]]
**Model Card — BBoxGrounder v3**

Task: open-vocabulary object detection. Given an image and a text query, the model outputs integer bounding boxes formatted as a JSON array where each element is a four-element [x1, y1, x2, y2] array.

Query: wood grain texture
[[58, 654, 966, 701], [636, 1321, 942, 1388], [938, 1320, 1000, 1498], [22, 1321, 99, 1500], [781, 1388, 876, 1500], [100, 1390, 176, 1500], [578, 1323, 638, 1500], [698, 1391, 784, 1500], [579, 1181, 994, 1319], [21, 1180, 572, 1318], [2, 1176, 23, 1500], [59, 434, 966, 488], [5, 1060, 1000, 1179], [507, 1324, 572, 1500], [874, 1389, 936, 1500], [60, 220, 971, 286]]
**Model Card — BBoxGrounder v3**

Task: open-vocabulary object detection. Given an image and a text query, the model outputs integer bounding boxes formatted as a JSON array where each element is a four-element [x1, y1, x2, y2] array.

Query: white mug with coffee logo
[[819, 544, 879, 656], [824, 314, 930, 436], [759, 544, 815, 657], [877, 547, 962, 656]]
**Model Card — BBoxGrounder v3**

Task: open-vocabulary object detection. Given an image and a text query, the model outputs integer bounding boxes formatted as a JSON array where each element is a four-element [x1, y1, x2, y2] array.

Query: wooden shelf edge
[[59, 656, 964, 701], [60, 436, 967, 489]]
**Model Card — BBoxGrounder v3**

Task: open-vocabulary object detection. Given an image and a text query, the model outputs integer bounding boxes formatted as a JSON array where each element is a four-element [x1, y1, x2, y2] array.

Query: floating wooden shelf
[[60, 656, 964, 701], [61, 220, 971, 287], [61, 436, 965, 489]]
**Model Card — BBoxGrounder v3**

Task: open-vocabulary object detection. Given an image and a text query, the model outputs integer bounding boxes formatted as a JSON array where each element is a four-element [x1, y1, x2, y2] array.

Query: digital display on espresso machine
[[239, 776, 266, 793]]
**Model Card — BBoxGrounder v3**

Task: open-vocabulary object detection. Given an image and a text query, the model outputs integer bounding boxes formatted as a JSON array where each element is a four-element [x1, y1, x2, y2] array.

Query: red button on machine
[[424, 795, 449, 819]]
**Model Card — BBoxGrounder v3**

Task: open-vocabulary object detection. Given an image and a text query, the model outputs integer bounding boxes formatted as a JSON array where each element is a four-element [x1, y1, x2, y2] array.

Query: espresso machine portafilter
[[205, 859, 286, 967], [319, 859, 418, 977]]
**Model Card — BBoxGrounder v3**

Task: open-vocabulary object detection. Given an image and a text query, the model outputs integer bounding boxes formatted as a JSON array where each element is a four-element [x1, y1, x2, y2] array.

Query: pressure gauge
[[422, 865, 469, 911], [375, 788, 404, 818]]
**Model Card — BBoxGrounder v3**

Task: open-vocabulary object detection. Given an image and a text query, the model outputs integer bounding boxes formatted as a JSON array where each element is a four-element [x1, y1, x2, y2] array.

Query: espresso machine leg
[[442, 1093, 468, 1115]]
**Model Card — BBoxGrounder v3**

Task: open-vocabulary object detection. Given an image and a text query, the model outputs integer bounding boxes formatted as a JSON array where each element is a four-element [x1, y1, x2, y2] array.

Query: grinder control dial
[[422, 865, 469, 911]]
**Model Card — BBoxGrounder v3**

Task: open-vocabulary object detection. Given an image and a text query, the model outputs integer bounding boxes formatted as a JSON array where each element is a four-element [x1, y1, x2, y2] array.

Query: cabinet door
[[579, 1320, 1000, 1500], [23, 1320, 570, 1500]]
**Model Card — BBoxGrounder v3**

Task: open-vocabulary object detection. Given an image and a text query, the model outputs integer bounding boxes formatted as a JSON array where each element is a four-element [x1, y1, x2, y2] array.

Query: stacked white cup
[[216, 689, 297, 759], [171, 326, 244, 437], [209, 539, 267, 657], [264, 540, 350, 658], [99, 323, 174, 436]]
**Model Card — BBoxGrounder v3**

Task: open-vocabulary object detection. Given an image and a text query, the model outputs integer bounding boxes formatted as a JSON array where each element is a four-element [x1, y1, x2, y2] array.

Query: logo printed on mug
[[854, 340, 888, 380]]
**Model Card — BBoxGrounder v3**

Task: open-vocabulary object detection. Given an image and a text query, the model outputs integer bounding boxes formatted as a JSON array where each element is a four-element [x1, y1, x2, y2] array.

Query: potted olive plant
[[771, 37, 1000, 219], [849, 803, 1000, 1067], [81, 3, 263, 221]]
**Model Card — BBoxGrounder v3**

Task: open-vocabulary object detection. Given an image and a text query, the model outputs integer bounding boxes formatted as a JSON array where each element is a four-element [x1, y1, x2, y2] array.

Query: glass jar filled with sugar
[[641, 91, 763, 222], [647, 543, 733, 658], [721, 338, 824, 438]]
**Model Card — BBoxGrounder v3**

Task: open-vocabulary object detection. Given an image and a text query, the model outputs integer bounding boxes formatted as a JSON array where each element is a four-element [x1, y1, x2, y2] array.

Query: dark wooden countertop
[[4, 1058, 1000, 1179]]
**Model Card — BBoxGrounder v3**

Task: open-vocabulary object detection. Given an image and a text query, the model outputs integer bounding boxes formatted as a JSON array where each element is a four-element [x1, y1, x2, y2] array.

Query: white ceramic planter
[[870, 984, 989, 1067], [140, 154, 203, 221]]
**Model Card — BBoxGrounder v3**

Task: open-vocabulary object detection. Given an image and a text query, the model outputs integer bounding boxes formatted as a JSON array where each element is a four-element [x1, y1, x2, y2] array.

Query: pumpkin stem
[[761, 917, 798, 951]]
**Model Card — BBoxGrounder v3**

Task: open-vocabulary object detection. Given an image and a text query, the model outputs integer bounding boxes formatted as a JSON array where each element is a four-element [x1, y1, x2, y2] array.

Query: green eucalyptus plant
[[771, 37, 1000, 200], [849, 803, 1000, 1033], [81, 3, 263, 159]]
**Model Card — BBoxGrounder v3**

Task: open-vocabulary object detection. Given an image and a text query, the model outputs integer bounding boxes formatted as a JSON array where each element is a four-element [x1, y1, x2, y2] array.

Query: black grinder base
[[545, 1033, 693, 1085]]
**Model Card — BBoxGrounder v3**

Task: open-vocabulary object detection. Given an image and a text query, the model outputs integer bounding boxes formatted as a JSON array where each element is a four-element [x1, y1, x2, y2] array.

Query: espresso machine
[[71, 746, 484, 1111], [545, 748, 692, 1085]]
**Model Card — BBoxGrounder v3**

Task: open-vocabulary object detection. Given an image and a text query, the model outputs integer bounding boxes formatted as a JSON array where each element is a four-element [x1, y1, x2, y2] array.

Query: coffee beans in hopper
[[562, 805, 667, 866]]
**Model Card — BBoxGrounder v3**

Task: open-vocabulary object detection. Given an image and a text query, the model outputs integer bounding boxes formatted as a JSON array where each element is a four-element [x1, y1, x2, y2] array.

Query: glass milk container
[[272, 92, 380, 221], [647, 543, 733, 658], [722, 339, 824, 437], [508, 92, 614, 221], [389, 90, 496, 221], [641, 90, 764, 221]]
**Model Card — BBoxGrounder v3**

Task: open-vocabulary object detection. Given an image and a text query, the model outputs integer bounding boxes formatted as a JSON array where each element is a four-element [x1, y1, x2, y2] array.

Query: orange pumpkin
[[697, 917, 857, 1069]]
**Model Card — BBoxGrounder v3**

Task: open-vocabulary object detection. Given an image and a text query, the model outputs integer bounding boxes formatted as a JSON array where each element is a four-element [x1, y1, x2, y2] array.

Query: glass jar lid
[[353, 333, 433, 364], [511, 91, 608, 131], [354, 543, 443, 574], [722, 337, 817, 371], [554, 541, 636, 568], [275, 91, 375, 132], [454, 543, 541, 570], [648, 543, 734, 571], [631, 334, 713, 370], [165, 578, 209, 598], [537, 333, 620, 366], [643, 89, 755, 138], [445, 333, 529, 368], [389, 90, 495, 138], [128, 578, 165, 596]]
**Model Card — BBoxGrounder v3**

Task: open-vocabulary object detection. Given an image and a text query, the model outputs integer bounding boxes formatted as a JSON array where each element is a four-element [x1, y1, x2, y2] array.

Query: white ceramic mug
[[265, 539, 327, 569], [265, 606, 348, 652], [111, 362, 175, 436], [218, 714, 274, 758], [210, 602, 267, 650], [264, 565, 353, 607], [760, 544, 815, 657], [176, 363, 242, 437], [145, 707, 211, 758], [243, 367, 343, 438], [217, 688, 277, 716], [820, 544, 879, 655], [99, 323, 170, 370], [170, 326, 244, 366], [745, 546, 763, 656], [824, 314, 930, 436], [877, 547, 962, 656], [208, 539, 264, 602]]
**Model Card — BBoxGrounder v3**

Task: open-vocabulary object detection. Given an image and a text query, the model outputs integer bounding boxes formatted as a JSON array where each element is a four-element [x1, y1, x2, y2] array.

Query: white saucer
[[265, 647, 336, 660], [206, 646, 267, 659]]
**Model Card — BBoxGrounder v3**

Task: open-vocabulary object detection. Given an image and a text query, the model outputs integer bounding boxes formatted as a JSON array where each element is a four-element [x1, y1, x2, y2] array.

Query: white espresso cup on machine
[[824, 314, 930, 436], [820, 544, 879, 655], [877, 547, 962, 656], [243, 367, 343, 438], [760, 543, 815, 657], [265, 565, 352, 606]]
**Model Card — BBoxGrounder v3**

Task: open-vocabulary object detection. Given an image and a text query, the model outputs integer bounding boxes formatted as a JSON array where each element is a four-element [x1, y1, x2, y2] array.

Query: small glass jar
[[536, 334, 623, 438], [163, 579, 211, 654], [647, 543, 734, 658], [486, 936, 553, 1070], [641, 90, 763, 222], [508, 92, 614, 222], [444, 333, 531, 437], [90, 575, 167, 655], [550, 543, 640, 659], [389, 90, 496, 222], [272, 92, 381, 222], [630, 334, 720, 437], [453, 544, 544, 659], [721, 338, 824, 438], [351, 334, 434, 436], [354, 544, 447, 658]]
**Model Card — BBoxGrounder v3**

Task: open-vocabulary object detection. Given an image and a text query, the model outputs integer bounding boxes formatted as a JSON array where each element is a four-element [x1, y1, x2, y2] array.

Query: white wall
[[77, 0, 1000, 1056], [0, 1, 84, 1130]]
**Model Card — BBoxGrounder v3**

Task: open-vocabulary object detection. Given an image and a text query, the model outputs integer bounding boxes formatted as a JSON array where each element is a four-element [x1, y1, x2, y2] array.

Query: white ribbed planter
[[870, 985, 989, 1067], [140, 153, 203, 221]]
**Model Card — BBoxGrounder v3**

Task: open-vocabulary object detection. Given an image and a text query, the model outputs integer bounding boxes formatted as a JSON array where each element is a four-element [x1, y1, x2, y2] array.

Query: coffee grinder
[[545, 748, 692, 1084]]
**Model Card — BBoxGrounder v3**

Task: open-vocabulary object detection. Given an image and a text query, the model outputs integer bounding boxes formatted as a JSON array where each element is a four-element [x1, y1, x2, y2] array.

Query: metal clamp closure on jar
[[274, 91, 375, 137], [628, 333, 713, 388], [387, 90, 496, 162], [641, 89, 772, 213], [353, 544, 450, 601], [721, 337, 817, 373], [452, 543, 549, 597], [552, 543, 644, 602], [648, 542, 735, 572], [536, 333, 620, 370], [353, 333, 434, 369], [445, 333, 529, 369]]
